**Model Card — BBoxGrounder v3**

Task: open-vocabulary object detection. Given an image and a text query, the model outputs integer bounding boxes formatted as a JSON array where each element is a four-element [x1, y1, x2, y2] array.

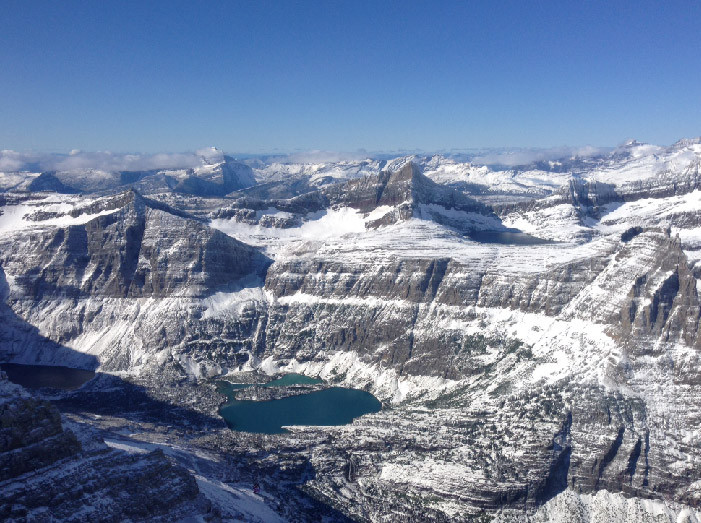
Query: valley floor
[[22, 367, 699, 523]]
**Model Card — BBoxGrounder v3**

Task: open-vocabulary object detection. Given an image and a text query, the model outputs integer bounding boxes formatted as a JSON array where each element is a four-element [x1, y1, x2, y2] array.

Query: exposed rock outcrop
[[0, 189, 270, 299], [0, 372, 211, 522]]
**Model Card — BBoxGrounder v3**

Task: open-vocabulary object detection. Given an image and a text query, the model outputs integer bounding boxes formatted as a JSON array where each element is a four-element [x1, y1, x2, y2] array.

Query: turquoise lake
[[217, 375, 382, 434]]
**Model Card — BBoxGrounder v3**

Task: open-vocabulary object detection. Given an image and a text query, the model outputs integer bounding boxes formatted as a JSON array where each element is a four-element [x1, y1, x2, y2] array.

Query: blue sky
[[2, 0, 700, 153]]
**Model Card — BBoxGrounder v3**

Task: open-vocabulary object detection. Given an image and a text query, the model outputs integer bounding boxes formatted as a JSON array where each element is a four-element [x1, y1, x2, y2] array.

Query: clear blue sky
[[2, 0, 700, 153]]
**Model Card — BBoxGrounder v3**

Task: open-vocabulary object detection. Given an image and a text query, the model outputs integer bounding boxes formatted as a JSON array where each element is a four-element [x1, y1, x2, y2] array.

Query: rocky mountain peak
[[387, 160, 424, 184], [325, 161, 488, 215], [220, 156, 256, 190], [0, 189, 269, 300], [196, 146, 224, 164], [671, 137, 701, 150], [622, 139, 643, 147], [401, 162, 491, 215], [26, 171, 79, 194], [164, 156, 255, 197], [63, 188, 197, 223]]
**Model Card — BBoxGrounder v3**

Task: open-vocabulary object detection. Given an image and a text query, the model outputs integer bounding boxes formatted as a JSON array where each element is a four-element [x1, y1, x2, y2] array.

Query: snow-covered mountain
[[2, 138, 701, 521], [238, 138, 701, 204], [0, 147, 256, 196]]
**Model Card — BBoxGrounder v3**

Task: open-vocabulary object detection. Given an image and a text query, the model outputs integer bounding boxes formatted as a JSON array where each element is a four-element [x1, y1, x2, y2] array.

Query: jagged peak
[[390, 160, 423, 179], [341, 160, 489, 215], [65, 188, 201, 222], [671, 137, 701, 149], [622, 139, 643, 147], [26, 171, 79, 194], [384, 161, 459, 196], [126, 189, 203, 220], [196, 146, 225, 165], [113, 187, 148, 210], [380, 161, 433, 188]]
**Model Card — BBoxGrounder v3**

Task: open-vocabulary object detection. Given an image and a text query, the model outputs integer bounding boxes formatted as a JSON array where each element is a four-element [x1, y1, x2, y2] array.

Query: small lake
[[217, 376, 382, 434], [262, 373, 322, 387], [1, 362, 95, 390], [468, 230, 554, 245]]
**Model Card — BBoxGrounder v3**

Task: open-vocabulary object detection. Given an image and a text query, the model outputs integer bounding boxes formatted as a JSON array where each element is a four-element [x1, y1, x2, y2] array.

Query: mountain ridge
[[2, 137, 701, 521]]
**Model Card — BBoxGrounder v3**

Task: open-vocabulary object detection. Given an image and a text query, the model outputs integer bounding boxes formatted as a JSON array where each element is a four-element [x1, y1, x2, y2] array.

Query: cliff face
[[0, 190, 269, 300], [324, 162, 488, 212], [261, 252, 608, 378], [254, 228, 701, 517], [0, 380, 80, 483], [0, 372, 210, 522], [216, 162, 497, 231], [164, 156, 256, 197]]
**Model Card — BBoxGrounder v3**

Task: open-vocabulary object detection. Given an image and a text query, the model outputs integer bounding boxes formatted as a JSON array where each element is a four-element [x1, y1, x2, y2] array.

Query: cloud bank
[[471, 146, 610, 167], [0, 150, 25, 171], [280, 150, 371, 164], [0, 150, 215, 173], [0, 145, 617, 173]]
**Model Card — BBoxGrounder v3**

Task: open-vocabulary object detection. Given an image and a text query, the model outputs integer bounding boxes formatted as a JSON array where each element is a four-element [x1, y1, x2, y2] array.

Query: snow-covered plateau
[[2, 139, 701, 521]]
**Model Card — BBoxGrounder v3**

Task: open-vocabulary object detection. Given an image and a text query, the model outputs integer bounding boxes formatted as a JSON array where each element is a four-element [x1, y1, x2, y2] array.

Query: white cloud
[[0, 150, 25, 171], [281, 150, 370, 164], [0, 145, 616, 173], [0, 147, 369, 172], [47, 151, 205, 171], [196, 147, 224, 164], [0, 150, 210, 172], [472, 146, 610, 167]]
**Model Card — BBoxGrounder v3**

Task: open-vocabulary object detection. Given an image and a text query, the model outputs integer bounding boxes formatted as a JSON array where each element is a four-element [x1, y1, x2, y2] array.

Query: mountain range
[[1, 138, 701, 521]]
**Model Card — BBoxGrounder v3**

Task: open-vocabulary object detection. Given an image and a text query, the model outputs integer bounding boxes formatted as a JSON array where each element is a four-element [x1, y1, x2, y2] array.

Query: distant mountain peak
[[671, 137, 701, 149], [621, 139, 644, 148], [196, 146, 224, 165]]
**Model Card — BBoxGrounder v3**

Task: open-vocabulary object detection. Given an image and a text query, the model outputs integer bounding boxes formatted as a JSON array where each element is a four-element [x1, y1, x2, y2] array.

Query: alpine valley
[[2, 140, 701, 522]]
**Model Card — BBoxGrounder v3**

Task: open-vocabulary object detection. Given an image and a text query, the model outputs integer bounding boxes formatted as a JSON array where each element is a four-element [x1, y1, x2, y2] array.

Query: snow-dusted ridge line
[[4, 138, 701, 520]]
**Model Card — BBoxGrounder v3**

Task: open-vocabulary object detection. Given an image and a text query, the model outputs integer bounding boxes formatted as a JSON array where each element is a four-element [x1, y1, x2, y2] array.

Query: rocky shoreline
[[231, 383, 328, 401]]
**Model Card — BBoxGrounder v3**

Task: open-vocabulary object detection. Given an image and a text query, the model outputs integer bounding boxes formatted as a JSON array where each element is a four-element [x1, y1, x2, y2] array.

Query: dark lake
[[1, 362, 95, 390], [468, 230, 554, 245], [217, 377, 382, 434]]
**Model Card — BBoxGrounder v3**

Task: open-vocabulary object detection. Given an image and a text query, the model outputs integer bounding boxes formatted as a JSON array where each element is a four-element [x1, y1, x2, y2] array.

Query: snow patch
[[522, 488, 701, 523]]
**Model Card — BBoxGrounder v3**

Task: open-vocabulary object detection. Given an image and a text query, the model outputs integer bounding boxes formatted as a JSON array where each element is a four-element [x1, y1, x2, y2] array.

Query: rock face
[[2, 140, 701, 521], [262, 251, 606, 378], [0, 380, 80, 482], [0, 372, 210, 522], [327, 162, 495, 229], [1, 154, 256, 197], [323, 162, 483, 211], [164, 156, 257, 197], [217, 162, 496, 231], [1, 189, 269, 299], [26, 172, 79, 194]]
